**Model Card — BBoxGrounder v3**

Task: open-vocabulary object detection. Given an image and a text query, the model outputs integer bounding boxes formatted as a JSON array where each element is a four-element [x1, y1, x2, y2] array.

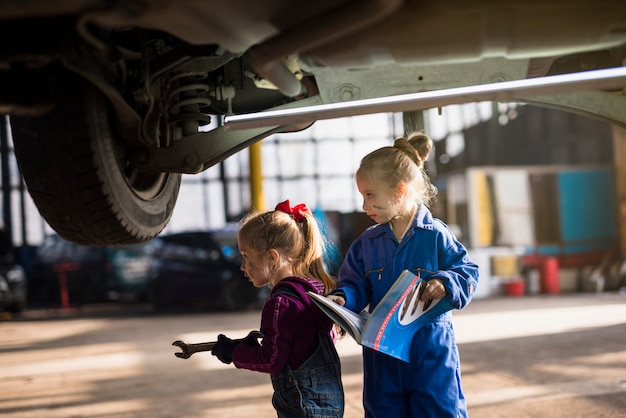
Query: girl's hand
[[420, 278, 446, 300], [327, 295, 346, 306]]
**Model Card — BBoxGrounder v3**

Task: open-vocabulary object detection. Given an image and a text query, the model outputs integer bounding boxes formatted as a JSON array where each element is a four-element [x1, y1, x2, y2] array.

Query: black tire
[[221, 278, 254, 311], [149, 279, 172, 311], [8, 285, 27, 313], [10, 73, 181, 245]]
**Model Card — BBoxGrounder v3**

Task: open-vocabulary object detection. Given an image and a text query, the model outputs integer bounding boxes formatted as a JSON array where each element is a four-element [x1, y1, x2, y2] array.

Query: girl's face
[[356, 173, 401, 224], [237, 238, 271, 288]]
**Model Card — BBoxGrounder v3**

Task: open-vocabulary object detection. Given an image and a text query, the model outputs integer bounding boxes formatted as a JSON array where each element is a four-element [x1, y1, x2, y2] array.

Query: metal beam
[[225, 67, 626, 130]]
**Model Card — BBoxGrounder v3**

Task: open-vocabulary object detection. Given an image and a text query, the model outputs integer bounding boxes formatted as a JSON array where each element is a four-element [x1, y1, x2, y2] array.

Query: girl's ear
[[267, 248, 280, 264], [396, 182, 409, 199]]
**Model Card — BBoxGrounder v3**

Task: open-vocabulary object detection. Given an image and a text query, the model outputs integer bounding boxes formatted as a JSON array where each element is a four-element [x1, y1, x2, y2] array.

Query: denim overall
[[270, 289, 344, 418]]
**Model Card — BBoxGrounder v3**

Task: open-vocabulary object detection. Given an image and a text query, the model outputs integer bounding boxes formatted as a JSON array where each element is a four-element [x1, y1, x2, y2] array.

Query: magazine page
[[361, 270, 453, 362], [307, 291, 371, 342]]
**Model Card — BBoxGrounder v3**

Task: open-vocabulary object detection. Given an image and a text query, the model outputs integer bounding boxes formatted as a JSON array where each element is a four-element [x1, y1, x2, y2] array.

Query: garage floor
[[1, 293, 625, 417]]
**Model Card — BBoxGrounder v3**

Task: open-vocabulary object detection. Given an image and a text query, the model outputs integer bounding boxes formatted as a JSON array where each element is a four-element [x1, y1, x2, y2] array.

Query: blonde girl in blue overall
[[211, 200, 344, 418], [328, 132, 479, 417]]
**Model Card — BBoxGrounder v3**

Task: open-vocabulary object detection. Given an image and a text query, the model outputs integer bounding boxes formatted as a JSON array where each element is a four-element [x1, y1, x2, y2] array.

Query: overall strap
[[273, 285, 302, 300], [274, 284, 339, 365], [274, 284, 320, 322]]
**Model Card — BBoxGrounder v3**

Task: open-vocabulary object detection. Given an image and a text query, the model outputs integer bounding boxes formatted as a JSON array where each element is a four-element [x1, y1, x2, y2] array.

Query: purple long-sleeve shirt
[[232, 276, 333, 374]]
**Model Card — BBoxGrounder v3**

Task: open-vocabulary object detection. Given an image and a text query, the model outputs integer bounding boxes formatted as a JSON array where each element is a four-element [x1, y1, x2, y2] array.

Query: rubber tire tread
[[10, 74, 181, 245]]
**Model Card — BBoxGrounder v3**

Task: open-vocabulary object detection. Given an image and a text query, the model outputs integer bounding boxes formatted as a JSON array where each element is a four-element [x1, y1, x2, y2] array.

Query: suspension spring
[[166, 72, 212, 136]]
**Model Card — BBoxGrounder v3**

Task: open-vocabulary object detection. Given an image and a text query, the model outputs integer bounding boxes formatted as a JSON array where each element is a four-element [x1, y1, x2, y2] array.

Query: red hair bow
[[275, 200, 311, 222]]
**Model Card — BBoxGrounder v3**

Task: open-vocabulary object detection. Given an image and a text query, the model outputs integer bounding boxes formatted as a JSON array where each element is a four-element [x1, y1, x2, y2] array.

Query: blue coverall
[[336, 204, 479, 417]]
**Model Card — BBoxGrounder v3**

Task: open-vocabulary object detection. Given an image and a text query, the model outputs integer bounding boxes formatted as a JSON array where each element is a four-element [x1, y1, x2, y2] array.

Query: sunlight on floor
[[453, 304, 626, 344]]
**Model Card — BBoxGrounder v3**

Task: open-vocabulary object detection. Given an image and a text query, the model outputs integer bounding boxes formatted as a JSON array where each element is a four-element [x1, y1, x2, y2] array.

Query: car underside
[[1, 0, 625, 245]]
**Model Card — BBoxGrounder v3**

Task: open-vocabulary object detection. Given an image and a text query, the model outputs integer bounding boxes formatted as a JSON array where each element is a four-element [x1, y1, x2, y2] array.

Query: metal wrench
[[172, 330, 263, 359], [172, 340, 217, 359]]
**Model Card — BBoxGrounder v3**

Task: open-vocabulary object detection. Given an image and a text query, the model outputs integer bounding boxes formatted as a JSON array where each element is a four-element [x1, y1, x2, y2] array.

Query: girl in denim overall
[[211, 200, 344, 418]]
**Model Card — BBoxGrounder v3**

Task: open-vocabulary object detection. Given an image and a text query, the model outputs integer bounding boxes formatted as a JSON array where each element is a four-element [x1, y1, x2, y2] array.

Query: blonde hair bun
[[393, 132, 433, 168]]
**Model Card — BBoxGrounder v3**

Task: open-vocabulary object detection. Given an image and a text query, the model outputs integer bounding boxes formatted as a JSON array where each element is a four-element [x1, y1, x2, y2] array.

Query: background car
[[28, 234, 153, 307], [147, 226, 268, 311], [0, 262, 27, 314], [0, 228, 27, 314]]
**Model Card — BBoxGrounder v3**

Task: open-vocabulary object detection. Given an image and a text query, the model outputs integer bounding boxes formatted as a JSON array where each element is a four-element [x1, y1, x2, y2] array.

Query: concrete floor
[[1, 292, 625, 417]]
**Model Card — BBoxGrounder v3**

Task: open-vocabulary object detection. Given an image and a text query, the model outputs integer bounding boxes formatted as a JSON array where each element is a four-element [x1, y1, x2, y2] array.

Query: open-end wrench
[[172, 340, 216, 359], [172, 330, 263, 359]]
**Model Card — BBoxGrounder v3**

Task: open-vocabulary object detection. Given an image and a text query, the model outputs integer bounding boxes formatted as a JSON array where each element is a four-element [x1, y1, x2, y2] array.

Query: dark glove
[[211, 334, 237, 364], [211, 331, 263, 364], [240, 330, 263, 348]]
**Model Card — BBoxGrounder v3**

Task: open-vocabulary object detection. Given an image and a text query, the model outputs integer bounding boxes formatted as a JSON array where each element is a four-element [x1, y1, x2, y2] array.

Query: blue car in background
[[147, 225, 267, 311]]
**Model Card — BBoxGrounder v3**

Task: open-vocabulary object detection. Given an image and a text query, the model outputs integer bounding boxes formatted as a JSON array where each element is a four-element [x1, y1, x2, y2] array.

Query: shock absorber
[[166, 72, 212, 136]]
